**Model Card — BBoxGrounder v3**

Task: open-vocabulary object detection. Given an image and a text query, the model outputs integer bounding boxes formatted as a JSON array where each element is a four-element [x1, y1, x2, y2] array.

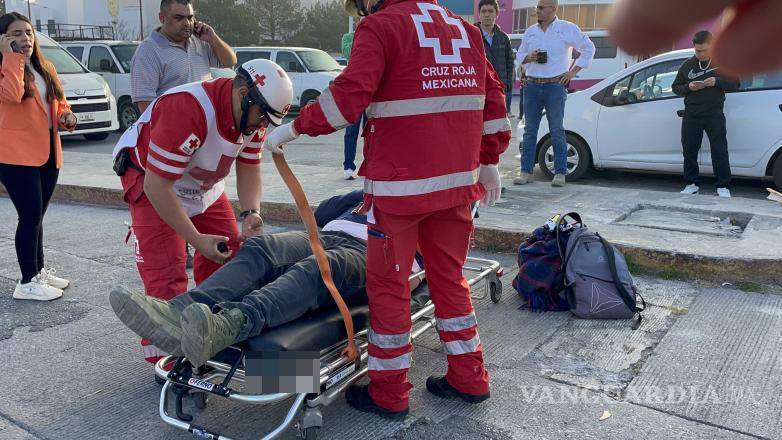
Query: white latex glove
[[478, 164, 501, 206], [263, 122, 299, 155]]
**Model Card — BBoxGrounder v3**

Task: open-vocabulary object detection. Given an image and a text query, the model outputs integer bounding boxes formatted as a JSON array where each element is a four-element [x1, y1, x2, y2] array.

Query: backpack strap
[[596, 233, 644, 330], [554, 212, 583, 262]]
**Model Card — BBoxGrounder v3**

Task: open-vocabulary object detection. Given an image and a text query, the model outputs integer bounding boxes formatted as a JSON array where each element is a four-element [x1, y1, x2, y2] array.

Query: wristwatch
[[238, 209, 260, 221]]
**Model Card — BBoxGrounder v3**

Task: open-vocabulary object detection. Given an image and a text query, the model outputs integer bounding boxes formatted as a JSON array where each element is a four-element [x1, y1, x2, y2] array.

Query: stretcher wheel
[[302, 426, 319, 440], [192, 392, 208, 410], [489, 280, 502, 303]]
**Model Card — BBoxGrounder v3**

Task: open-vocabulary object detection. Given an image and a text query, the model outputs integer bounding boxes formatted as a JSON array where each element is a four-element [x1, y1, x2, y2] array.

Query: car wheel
[[84, 132, 110, 141], [300, 91, 320, 109], [773, 154, 782, 190], [118, 99, 140, 131], [536, 134, 590, 180]]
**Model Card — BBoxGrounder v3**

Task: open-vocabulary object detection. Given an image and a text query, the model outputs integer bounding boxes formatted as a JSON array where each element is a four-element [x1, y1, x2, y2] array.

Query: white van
[[63, 40, 236, 130], [509, 30, 639, 92], [37, 33, 119, 140], [233, 47, 343, 109]]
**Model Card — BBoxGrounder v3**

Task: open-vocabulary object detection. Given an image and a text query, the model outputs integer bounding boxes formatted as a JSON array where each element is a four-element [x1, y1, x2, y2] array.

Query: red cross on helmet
[[236, 59, 294, 126]]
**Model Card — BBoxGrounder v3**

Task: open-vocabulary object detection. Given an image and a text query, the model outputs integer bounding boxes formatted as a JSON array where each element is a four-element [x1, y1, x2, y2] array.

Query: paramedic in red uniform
[[264, 0, 511, 420], [112, 59, 293, 363]]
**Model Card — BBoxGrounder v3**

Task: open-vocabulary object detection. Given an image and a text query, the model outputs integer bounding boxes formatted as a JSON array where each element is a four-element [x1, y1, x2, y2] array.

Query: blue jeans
[[520, 82, 567, 175], [505, 83, 513, 115], [170, 231, 368, 341], [343, 112, 366, 171]]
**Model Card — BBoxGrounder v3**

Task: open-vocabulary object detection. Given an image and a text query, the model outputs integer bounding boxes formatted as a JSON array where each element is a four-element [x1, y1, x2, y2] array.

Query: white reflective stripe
[[319, 87, 350, 130], [142, 344, 167, 359], [149, 141, 189, 162], [364, 168, 478, 197], [366, 95, 485, 118], [134, 148, 146, 170], [483, 117, 512, 135], [368, 352, 411, 371], [442, 334, 481, 355], [147, 155, 185, 175], [368, 328, 411, 349], [435, 312, 477, 332], [239, 151, 260, 160]]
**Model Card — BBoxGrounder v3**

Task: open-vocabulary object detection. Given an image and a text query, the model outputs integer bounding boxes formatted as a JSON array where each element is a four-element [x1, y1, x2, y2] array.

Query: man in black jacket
[[477, 0, 514, 117], [672, 30, 740, 197]]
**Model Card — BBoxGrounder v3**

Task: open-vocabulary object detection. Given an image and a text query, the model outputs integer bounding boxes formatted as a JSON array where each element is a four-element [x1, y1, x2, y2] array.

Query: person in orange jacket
[[265, 0, 511, 419], [0, 12, 77, 302]]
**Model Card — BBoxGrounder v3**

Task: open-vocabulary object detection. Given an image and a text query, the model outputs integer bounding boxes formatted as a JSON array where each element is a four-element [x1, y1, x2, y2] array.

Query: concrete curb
[[2, 184, 779, 284]]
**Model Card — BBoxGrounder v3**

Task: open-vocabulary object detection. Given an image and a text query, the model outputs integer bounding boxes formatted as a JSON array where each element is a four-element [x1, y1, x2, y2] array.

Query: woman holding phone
[[0, 12, 77, 301]]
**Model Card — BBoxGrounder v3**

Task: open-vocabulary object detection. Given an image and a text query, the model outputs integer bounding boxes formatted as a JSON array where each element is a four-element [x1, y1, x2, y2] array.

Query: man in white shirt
[[513, 0, 594, 187]]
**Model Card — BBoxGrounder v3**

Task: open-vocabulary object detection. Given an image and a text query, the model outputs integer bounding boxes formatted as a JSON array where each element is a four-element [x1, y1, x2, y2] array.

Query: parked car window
[[40, 46, 87, 74], [626, 59, 683, 101], [591, 36, 617, 59], [739, 69, 782, 91], [111, 44, 138, 73], [66, 46, 84, 60], [277, 51, 304, 73], [237, 51, 271, 65], [88, 46, 118, 73], [608, 75, 631, 98], [296, 50, 342, 72]]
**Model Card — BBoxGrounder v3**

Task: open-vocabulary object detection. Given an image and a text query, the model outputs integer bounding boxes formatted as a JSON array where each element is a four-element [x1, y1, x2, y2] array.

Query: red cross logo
[[188, 154, 235, 190], [412, 3, 470, 64], [254, 74, 266, 87]]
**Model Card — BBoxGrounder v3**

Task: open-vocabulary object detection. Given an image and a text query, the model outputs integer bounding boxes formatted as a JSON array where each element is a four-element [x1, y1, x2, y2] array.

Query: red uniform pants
[[129, 192, 239, 362], [366, 203, 490, 412]]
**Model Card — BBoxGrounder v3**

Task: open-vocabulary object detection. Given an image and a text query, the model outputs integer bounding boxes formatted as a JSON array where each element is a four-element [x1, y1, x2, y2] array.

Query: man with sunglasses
[[514, 0, 594, 187], [111, 59, 293, 364]]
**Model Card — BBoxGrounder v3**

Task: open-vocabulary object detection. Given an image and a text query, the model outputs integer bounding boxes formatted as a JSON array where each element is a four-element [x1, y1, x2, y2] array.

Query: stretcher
[[154, 257, 503, 440]]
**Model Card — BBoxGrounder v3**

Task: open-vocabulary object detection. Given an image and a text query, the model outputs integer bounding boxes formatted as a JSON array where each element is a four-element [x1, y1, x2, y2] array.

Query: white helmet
[[236, 59, 294, 127]]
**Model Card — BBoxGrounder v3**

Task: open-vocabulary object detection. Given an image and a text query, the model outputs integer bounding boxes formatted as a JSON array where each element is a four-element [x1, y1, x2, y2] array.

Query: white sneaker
[[13, 278, 63, 301], [717, 187, 731, 198], [513, 172, 532, 185], [680, 184, 699, 195], [39, 268, 69, 289], [343, 169, 356, 180]]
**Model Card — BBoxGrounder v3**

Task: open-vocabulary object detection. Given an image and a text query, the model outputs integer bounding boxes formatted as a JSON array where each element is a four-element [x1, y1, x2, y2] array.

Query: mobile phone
[[10, 41, 22, 53], [193, 21, 202, 37]]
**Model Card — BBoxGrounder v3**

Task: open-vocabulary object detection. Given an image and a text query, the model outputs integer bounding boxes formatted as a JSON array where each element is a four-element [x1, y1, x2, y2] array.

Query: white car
[[37, 33, 119, 141], [518, 49, 782, 189], [234, 46, 343, 109], [63, 41, 237, 131]]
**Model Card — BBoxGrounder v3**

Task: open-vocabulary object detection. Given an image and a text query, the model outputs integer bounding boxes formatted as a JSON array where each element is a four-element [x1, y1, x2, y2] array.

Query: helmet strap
[[239, 95, 252, 134]]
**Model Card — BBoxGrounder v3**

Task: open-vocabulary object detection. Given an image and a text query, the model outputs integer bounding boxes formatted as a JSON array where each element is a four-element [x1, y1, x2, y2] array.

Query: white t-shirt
[[31, 67, 52, 128]]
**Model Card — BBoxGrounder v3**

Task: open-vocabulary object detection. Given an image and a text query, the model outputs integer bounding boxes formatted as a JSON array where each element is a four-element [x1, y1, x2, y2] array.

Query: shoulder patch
[[179, 133, 202, 156]]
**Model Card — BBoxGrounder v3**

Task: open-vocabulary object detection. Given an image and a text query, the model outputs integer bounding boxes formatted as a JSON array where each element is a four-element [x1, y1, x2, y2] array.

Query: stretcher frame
[[154, 256, 503, 440]]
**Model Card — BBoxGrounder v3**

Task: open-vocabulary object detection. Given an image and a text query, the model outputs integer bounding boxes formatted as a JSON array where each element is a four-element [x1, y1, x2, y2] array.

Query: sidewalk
[[3, 150, 780, 283]]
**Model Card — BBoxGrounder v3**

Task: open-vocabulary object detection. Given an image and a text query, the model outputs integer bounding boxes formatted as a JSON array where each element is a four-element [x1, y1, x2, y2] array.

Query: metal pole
[[138, 0, 144, 40], [27, 0, 31, 18]]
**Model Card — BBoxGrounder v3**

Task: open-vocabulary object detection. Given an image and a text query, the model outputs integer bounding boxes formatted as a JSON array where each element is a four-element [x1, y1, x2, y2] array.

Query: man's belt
[[527, 75, 564, 84]]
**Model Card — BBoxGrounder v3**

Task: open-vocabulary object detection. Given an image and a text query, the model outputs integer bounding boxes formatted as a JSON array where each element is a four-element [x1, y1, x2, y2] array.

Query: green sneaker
[[180, 304, 245, 367], [109, 286, 184, 356]]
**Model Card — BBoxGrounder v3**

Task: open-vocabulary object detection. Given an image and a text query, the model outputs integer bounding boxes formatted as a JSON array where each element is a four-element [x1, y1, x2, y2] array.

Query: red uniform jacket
[[294, 0, 511, 215]]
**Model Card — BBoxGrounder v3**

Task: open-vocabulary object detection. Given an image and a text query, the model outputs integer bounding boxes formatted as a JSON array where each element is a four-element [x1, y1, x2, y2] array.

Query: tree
[[246, 0, 303, 45], [0, 0, 5, 15], [111, 19, 137, 41], [289, 0, 346, 52], [194, 0, 259, 46]]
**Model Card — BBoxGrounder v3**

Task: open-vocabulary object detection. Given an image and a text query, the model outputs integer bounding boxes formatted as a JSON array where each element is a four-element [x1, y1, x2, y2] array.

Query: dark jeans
[[505, 83, 513, 115], [170, 231, 368, 341], [682, 112, 731, 188], [343, 112, 366, 171], [0, 141, 58, 283], [520, 82, 567, 175]]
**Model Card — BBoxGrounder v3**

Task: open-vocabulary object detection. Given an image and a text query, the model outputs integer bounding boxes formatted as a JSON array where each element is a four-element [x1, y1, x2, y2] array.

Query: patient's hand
[[240, 213, 264, 241]]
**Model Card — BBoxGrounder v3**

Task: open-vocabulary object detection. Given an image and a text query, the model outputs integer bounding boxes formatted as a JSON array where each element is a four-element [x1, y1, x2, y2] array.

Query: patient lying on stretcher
[[110, 190, 424, 367]]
